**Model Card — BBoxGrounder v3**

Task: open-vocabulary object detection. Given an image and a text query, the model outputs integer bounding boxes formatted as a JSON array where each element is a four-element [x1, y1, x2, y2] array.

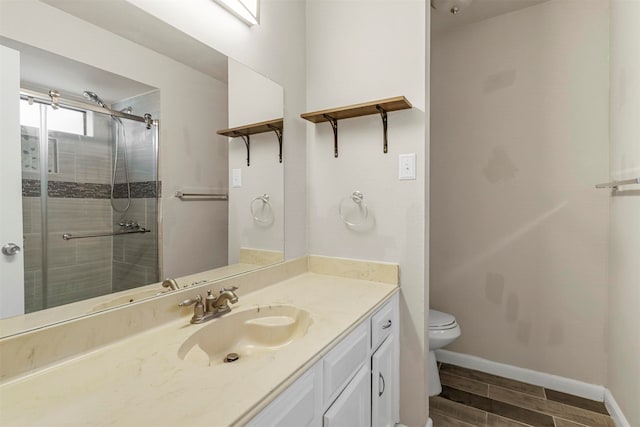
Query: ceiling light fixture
[[213, 0, 259, 26]]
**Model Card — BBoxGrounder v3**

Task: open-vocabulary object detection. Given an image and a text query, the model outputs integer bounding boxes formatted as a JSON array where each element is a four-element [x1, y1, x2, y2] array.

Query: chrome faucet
[[215, 286, 240, 312], [179, 286, 239, 324]]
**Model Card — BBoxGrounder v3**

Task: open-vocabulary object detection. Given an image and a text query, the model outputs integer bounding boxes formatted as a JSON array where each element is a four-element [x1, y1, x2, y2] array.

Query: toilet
[[428, 309, 461, 396]]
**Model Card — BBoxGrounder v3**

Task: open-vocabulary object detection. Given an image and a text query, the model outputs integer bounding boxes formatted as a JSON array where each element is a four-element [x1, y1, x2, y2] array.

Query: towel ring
[[251, 194, 273, 224], [338, 191, 369, 227]]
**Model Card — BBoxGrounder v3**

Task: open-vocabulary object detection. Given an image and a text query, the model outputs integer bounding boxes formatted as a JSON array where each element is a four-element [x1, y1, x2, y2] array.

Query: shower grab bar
[[174, 191, 228, 200], [595, 177, 640, 190], [62, 228, 150, 241]]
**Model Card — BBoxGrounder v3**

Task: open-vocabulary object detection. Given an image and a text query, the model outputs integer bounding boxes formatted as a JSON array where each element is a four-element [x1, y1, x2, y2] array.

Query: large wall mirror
[[0, 1, 284, 337]]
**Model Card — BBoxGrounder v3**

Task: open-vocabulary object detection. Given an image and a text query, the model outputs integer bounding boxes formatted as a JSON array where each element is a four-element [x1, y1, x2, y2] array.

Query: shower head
[[83, 91, 107, 108]]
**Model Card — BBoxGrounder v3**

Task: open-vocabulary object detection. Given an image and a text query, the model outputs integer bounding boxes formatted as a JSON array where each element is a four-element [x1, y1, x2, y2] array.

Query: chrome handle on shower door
[[2, 243, 21, 256]]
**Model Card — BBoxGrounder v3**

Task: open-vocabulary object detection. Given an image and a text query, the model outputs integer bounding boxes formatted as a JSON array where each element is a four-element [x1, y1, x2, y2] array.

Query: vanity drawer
[[371, 299, 395, 351], [322, 321, 370, 406]]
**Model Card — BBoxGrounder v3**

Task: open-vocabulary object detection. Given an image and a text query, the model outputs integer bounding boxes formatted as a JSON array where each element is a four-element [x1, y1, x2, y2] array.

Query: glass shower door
[[20, 95, 159, 313], [109, 116, 159, 294]]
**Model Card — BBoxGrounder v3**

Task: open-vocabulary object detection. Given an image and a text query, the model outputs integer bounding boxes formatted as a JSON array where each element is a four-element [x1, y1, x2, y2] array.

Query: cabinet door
[[246, 363, 322, 427], [323, 364, 371, 427], [323, 321, 369, 406], [372, 334, 395, 427]]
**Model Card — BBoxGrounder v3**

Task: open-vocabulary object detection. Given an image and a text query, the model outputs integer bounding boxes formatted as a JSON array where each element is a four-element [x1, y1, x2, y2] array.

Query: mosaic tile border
[[112, 181, 159, 199], [22, 179, 161, 199]]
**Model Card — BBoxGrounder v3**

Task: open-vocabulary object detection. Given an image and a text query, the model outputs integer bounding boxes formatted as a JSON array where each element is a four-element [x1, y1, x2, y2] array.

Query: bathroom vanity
[[247, 293, 399, 427], [0, 256, 399, 426]]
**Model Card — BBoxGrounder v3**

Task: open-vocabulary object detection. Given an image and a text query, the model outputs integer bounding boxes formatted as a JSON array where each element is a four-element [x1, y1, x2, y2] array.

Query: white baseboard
[[435, 349, 604, 401], [604, 388, 631, 427]]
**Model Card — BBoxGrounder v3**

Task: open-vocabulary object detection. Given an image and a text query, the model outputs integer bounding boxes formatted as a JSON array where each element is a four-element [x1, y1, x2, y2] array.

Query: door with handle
[[0, 45, 25, 318], [371, 334, 395, 427]]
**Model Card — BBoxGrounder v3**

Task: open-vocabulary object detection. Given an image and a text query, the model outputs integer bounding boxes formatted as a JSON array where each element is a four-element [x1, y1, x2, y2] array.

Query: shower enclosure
[[19, 89, 159, 313]]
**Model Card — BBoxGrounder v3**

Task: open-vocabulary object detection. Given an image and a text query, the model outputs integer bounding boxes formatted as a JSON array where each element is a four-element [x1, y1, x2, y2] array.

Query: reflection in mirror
[[227, 59, 284, 267], [20, 87, 160, 313], [0, 11, 284, 338]]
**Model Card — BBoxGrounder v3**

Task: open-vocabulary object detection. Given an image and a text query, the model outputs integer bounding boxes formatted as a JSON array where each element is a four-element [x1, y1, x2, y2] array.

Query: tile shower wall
[[112, 199, 158, 292], [21, 112, 114, 312]]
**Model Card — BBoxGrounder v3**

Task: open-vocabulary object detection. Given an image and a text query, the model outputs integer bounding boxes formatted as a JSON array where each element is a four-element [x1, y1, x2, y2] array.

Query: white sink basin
[[177, 305, 312, 366]]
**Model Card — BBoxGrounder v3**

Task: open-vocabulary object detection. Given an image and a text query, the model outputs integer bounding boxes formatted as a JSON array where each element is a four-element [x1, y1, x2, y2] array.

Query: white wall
[[607, 1, 640, 425], [0, 0, 230, 279], [128, 0, 308, 260], [430, 0, 610, 384], [228, 59, 284, 263], [306, 1, 428, 424], [227, 59, 283, 128], [0, 45, 25, 317]]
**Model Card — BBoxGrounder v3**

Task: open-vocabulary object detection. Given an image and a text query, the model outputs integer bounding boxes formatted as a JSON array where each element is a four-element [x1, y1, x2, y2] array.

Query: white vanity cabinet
[[247, 293, 399, 427]]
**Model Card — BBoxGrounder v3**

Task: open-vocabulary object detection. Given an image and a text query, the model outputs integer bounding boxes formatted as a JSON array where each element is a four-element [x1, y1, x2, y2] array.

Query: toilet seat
[[429, 309, 457, 331]]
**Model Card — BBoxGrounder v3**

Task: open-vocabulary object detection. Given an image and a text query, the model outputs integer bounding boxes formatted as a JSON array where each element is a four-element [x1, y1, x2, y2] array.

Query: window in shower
[[20, 98, 90, 136], [20, 99, 94, 175]]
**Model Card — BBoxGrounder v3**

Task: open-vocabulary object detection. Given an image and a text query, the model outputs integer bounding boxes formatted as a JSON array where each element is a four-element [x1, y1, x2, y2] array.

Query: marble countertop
[[0, 272, 397, 426]]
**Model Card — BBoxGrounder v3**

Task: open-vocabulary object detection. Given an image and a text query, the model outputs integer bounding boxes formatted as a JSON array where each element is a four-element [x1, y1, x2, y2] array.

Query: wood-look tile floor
[[429, 363, 615, 427]]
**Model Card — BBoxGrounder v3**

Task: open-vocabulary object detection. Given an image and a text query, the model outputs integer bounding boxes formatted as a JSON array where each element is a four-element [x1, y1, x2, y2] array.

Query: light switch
[[232, 168, 242, 187], [398, 153, 416, 180]]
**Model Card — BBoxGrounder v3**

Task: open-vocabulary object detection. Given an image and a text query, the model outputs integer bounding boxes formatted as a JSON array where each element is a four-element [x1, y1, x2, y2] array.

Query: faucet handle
[[220, 286, 238, 294], [178, 294, 202, 307], [179, 295, 206, 323]]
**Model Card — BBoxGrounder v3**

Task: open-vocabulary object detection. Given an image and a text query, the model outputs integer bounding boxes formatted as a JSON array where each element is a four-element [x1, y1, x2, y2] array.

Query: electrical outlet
[[398, 153, 416, 180]]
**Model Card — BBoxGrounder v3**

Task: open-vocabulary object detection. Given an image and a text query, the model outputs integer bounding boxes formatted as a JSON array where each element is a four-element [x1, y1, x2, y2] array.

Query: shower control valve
[[119, 220, 140, 230]]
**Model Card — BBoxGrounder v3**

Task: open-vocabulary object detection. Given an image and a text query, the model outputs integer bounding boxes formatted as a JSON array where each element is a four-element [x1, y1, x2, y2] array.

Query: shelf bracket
[[376, 105, 389, 154], [323, 114, 339, 158], [267, 125, 283, 163], [234, 132, 251, 166]]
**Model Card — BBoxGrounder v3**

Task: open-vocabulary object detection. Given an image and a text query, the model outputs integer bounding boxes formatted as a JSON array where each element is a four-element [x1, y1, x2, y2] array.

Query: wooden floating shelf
[[217, 118, 284, 166], [217, 118, 283, 137], [300, 96, 412, 124], [300, 96, 412, 157]]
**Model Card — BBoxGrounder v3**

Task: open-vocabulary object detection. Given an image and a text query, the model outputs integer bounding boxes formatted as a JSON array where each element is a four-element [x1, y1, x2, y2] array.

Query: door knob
[[2, 243, 21, 256]]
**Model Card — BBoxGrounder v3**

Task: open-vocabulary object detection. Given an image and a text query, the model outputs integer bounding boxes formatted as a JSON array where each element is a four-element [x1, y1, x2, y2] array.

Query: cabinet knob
[[378, 373, 386, 397], [381, 319, 392, 330]]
